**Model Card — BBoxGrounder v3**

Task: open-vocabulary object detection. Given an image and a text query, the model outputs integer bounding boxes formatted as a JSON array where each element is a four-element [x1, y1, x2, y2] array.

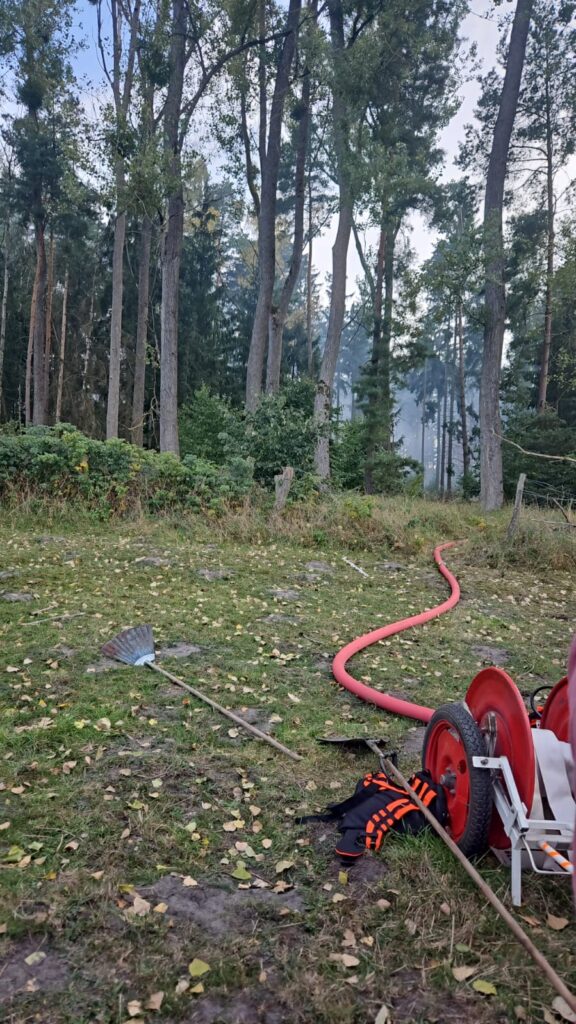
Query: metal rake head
[[101, 624, 156, 666]]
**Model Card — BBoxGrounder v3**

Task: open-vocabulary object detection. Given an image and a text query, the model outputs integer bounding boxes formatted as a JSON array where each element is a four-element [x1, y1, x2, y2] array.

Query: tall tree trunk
[[457, 301, 470, 481], [55, 266, 69, 423], [0, 221, 9, 399], [43, 232, 55, 419], [159, 0, 186, 454], [313, 0, 352, 479], [245, 0, 302, 411], [538, 70, 554, 413], [131, 215, 152, 446], [31, 221, 48, 425], [440, 349, 448, 496], [435, 387, 441, 491], [106, 190, 126, 439], [480, 0, 532, 510], [306, 176, 314, 376], [421, 356, 428, 489], [266, 61, 312, 393], [364, 227, 386, 493], [446, 329, 456, 497]]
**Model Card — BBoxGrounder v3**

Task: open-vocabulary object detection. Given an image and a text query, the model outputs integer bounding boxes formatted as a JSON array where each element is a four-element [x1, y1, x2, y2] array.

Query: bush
[[0, 425, 253, 517], [331, 419, 421, 494], [179, 387, 242, 464]]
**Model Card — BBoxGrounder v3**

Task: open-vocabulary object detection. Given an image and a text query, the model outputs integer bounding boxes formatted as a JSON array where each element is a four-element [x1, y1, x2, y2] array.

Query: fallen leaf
[[544, 1011, 557, 1024], [65, 840, 79, 851], [341, 929, 356, 948], [439, 901, 451, 915], [153, 902, 168, 914], [338, 870, 348, 886], [175, 978, 190, 995], [513, 1007, 527, 1021], [228, 728, 239, 738], [376, 899, 391, 911], [182, 876, 198, 887], [332, 893, 346, 903], [231, 862, 252, 880], [375, 1006, 391, 1024], [223, 820, 240, 832], [24, 951, 46, 966], [190, 983, 204, 994], [455, 943, 472, 953], [151, 778, 163, 789], [188, 958, 210, 978], [547, 914, 569, 931], [360, 936, 374, 947], [553, 996, 576, 1022], [121, 828, 131, 840], [519, 914, 540, 928], [405, 918, 417, 935], [127, 1000, 142, 1017], [91, 871, 104, 880], [0, 923, 7, 934], [145, 991, 164, 1011], [452, 965, 476, 982], [275, 859, 295, 874], [130, 895, 151, 917], [0, 822, 10, 831], [262, 838, 272, 849], [272, 880, 293, 893], [472, 979, 497, 996], [94, 717, 111, 732]]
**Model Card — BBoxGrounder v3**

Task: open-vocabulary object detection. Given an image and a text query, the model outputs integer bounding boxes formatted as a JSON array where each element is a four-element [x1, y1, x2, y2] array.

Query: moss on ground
[[0, 501, 575, 1023]]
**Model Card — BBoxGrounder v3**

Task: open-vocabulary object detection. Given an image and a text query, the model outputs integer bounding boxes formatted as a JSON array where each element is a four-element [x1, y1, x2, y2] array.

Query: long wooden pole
[[147, 662, 302, 761], [383, 755, 576, 1014]]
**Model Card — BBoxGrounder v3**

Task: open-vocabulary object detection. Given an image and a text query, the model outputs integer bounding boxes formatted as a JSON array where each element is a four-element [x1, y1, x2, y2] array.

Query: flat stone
[[471, 645, 510, 666], [304, 561, 333, 573], [158, 641, 201, 660], [269, 588, 300, 602], [375, 562, 405, 572], [0, 591, 34, 602], [34, 535, 66, 545], [262, 614, 301, 625], [0, 570, 17, 580], [197, 568, 232, 581], [134, 556, 172, 567]]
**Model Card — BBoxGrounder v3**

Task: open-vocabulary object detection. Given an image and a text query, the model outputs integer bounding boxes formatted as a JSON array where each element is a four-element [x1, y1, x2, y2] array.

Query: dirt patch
[[185, 988, 287, 1024], [471, 645, 510, 666], [197, 568, 232, 581], [0, 940, 70, 1004], [134, 556, 172, 567], [138, 878, 305, 937], [304, 561, 333, 574], [269, 589, 301, 602], [158, 641, 202, 660], [390, 969, 506, 1024], [375, 562, 405, 572], [401, 726, 427, 757], [262, 614, 301, 625]]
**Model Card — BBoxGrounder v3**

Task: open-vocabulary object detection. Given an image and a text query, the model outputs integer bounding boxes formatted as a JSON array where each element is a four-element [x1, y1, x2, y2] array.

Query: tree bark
[[31, 220, 48, 425], [266, 64, 311, 393], [0, 221, 9, 399], [446, 328, 456, 497], [364, 226, 386, 493], [421, 356, 428, 488], [480, 0, 532, 510], [43, 232, 55, 418], [457, 301, 470, 480], [313, 0, 352, 479], [106, 198, 126, 438], [306, 173, 314, 375], [440, 346, 448, 496], [435, 386, 442, 491], [131, 215, 152, 446], [537, 67, 554, 413], [245, 0, 302, 411], [55, 266, 69, 423], [159, 0, 186, 454]]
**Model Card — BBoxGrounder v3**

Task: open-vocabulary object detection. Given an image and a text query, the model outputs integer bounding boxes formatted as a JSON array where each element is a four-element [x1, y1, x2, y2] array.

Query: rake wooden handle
[[384, 757, 576, 1014], [148, 662, 302, 761]]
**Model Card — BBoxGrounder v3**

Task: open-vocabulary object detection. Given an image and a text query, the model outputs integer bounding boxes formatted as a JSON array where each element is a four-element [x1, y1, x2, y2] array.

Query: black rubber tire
[[422, 701, 492, 859]]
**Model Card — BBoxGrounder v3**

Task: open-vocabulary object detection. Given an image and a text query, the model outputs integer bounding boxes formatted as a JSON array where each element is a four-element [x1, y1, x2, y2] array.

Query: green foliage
[[0, 425, 253, 516], [179, 386, 241, 464], [502, 410, 576, 498], [331, 419, 419, 494]]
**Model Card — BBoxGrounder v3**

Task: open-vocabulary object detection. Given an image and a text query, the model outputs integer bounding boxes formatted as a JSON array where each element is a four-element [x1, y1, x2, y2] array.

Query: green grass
[[0, 498, 575, 1023]]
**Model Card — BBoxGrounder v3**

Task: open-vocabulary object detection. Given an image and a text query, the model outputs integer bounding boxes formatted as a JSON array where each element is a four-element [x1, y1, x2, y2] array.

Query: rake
[[102, 625, 302, 761]]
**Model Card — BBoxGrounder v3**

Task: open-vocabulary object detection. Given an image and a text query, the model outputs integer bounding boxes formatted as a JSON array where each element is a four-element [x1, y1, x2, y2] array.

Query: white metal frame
[[472, 754, 574, 906]]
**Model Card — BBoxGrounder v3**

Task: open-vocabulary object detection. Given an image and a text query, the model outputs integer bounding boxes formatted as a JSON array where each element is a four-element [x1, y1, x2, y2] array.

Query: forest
[[0, 0, 575, 511]]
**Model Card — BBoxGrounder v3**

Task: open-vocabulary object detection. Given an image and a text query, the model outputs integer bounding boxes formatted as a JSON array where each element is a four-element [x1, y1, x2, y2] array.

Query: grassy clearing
[[0, 498, 575, 1024]]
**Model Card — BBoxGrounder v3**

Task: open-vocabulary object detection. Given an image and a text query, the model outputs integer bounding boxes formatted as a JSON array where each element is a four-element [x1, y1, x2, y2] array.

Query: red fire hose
[[332, 542, 461, 723]]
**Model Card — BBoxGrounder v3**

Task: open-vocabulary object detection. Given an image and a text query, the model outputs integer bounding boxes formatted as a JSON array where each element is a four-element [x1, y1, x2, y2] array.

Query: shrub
[[0, 425, 253, 516], [179, 387, 242, 464]]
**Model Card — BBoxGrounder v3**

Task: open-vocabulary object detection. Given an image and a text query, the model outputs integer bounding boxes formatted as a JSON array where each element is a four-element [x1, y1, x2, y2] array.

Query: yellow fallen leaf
[[91, 871, 104, 880], [338, 870, 348, 886], [127, 1000, 142, 1017], [452, 965, 476, 982], [188, 958, 210, 978], [145, 991, 164, 1011], [231, 863, 251, 880], [24, 951, 46, 966], [262, 838, 272, 849], [151, 778, 163, 789], [182, 876, 198, 887], [275, 859, 295, 874], [153, 902, 168, 914], [472, 979, 497, 996], [547, 914, 569, 931], [332, 893, 346, 903], [190, 983, 204, 994]]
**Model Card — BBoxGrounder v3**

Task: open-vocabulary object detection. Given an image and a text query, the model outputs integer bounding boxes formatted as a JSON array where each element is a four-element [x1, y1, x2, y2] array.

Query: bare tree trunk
[[106, 194, 126, 438], [55, 266, 69, 423], [245, 0, 302, 411], [306, 176, 314, 376], [440, 348, 448, 496], [31, 221, 48, 425], [131, 215, 152, 446], [457, 301, 470, 480], [421, 356, 428, 488], [159, 0, 186, 454], [435, 388, 442, 491], [538, 71, 554, 413], [266, 59, 312, 394], [313, 0, 352, 479], [446, 329, 456, 497], [43, 232, 55, 419], [480, 0, 532, 510], [364, 226, 386, 493], [0, 221, 9, 399]]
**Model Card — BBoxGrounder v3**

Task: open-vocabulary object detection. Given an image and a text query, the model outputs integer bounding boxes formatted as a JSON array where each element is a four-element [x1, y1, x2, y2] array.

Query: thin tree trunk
[[538, 70, 554, 413], [55, 266, 69, 423], [106, 194, 126, 438], [440, 348, 448, 496], [0, 221, 9, 398], [131, 215, 152, 446], [457, 301, 470, 480], [446, 329, 456, 497], [31, 221, 48, 426], [306, 176, 314, 376], [245, 0, 302, 411], [480, 0, 532, 510], [364, 226, 386, 493], [421, 356, 427, 489], [159, 0, 186, 454], [266, 61, 312, 393], [43, 231, 55, 419], [313, 0, 352, 479], [435, 387, 442, 491], [380, 224, 397, 452]]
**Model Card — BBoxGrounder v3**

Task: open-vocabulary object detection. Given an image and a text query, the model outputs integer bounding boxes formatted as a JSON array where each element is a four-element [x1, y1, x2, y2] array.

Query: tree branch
[[498, 434, 576, 464]]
